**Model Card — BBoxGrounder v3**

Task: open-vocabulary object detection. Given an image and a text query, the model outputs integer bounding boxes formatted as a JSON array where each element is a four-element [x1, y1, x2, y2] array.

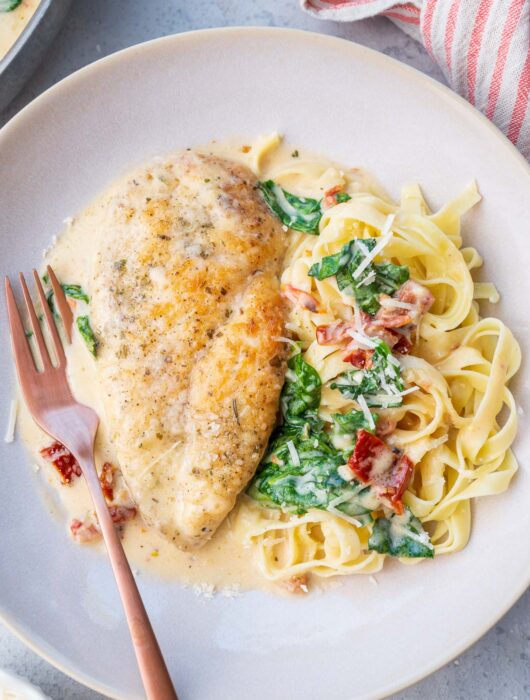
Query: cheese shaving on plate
[[4, 399, 17, 444]]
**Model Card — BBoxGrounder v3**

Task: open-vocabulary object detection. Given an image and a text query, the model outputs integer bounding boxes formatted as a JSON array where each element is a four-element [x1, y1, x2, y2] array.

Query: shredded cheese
[[352, 214, 395, 280], [356, 240, 370, 258], [356, 270, 376, 287], [356, 394, 376, 430], [368, 386, 420, 405], [138, 439, 181, 480], [4, 399, 17, 444], [399, 386, 420, 397], [347, 329, 378, 349], [285, 369, 298, 382], [286, 440, 300, 466], [337, 464, 354, 481], [387, 354, 401, 367], [378, 369, 397, 396], [272, 184, 315, 224], [352, 300, 364, 332], [326, 506, 362, 527], [285, 321, 301, 334], [273, 336, 300, 349], [379, 298, 414, 310], [327, 493, 362, 526]]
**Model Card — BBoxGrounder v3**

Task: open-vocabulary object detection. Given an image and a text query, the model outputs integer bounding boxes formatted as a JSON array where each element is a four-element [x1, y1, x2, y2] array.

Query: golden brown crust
[[91, 151, 287, 548]]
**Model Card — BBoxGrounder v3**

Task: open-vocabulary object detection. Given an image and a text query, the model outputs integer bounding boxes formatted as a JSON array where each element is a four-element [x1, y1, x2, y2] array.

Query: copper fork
[[5, 266, 178, 700]]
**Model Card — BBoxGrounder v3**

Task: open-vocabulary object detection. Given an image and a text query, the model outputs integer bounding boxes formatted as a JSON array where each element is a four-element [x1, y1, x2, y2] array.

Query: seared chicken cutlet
[[90, 152, 287, 549]]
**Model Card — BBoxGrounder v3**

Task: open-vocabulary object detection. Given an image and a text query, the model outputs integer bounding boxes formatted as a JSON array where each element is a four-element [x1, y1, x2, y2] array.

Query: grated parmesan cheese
[[356, 271, 376, 287], [378, 369, 397, 396], [272, 336, 300, 349], [379, 297, 414, 310], [337, 463, 354, 481], [387, 354, 401, 368], [347, 329, 378, 349], [351, 299, 382, 349], [4, 399, 17, 444], [193, 582, 216, 599], [356, 395, 375, 430], [272, 184, 315, 225], [221, 584, 241, 598], [356, 240, 370, 258], [327, 493, 362, 526], [352, 300, 364, 332], [137, 439, 181, 480], [286, 440, 300, 466], [398, 386, 420, 397], [368, 386, 420, 405], [352, 214, 395, 280], [285, 321, 301, 334]]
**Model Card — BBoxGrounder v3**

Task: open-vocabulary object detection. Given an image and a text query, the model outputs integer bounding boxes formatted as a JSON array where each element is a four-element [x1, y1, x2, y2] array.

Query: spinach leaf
[[330, 410, 378, 460], [249, 355, 381, 518], [249, 422, 342, 514], [281, 353, 321, 423], [45, 279, 90, 317], [309, 237, 409, 315], [375, 262, 410, 295], [308, 240, 357, 280], [0, 0, 22, 11], [368, 508, 434, 558], [332, 409, 377, 435], [61, 284, 89, 304], [249, 420, 380, 517], [258, 180, 322, 234], [335, 192, 352, 204], [331, 341, 404, 407], [46, 290, 58, 317], [76, 316, 98, 357]]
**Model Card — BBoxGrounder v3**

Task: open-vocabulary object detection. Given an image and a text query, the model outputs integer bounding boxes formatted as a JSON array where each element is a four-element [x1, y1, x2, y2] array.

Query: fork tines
[[5, 267, 72, 373]]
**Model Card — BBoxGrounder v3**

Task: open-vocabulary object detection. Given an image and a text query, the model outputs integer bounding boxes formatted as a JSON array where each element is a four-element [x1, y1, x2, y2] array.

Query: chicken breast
[[90, 151, 287, 549]]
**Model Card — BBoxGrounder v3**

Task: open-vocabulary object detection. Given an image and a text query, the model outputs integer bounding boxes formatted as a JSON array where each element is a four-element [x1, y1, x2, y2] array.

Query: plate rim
[[0, 25, 529, 700]]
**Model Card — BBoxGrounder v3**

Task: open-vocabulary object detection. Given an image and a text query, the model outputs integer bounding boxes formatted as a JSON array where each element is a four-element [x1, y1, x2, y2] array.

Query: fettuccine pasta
[[232, 134, 520, 582]]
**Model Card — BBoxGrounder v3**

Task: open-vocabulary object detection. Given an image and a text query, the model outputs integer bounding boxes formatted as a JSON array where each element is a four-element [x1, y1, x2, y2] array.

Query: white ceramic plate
[[0, 668, 49, 699], [0, 27, 529, 700]]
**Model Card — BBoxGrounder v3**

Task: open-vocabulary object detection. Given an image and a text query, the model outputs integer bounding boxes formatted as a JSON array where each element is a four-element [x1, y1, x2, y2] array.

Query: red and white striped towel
[[302, 1, 530, 159]]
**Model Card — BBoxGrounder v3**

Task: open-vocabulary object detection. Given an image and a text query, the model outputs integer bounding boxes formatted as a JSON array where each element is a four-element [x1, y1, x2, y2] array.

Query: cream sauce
[[15, 136, 375, 594], [0, 0, 40, 60]]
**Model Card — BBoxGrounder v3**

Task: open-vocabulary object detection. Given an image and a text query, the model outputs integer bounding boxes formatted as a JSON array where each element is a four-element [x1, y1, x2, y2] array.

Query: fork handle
[[80, 457, 178, 700]]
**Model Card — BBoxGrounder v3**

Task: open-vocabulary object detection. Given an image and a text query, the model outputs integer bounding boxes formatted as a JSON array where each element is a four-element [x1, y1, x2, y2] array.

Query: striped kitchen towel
[[302, 1, 530, 159]]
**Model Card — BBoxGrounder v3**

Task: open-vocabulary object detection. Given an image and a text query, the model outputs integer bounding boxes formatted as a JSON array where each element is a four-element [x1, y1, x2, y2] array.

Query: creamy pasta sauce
[[0, 1, 40, 60]]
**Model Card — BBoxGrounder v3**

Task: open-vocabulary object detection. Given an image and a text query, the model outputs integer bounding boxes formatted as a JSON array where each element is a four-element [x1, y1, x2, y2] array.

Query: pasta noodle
[[233, 135, 521, 582]]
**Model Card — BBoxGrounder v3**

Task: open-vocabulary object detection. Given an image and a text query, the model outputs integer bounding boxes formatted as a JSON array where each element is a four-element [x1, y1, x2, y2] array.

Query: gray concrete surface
[[0, 1, 528, 699]]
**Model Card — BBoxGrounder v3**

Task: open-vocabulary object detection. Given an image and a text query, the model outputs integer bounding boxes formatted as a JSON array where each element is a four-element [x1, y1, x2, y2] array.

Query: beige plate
[[0, 27, 529, 700]]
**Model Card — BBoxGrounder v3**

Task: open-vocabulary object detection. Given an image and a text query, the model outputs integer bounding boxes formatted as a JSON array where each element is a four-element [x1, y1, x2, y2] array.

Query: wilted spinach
[[368, 508, 434, 558], [309, 238, 409, 315]]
